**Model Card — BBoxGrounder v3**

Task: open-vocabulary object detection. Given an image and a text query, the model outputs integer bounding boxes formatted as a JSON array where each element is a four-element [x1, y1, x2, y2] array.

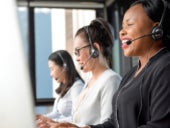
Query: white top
[[45, 79, 84, 121], [72, 69, 122, 127]]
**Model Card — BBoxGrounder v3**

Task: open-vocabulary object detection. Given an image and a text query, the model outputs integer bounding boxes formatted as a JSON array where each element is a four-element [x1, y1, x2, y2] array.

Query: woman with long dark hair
[[37, 50, 84, 122]]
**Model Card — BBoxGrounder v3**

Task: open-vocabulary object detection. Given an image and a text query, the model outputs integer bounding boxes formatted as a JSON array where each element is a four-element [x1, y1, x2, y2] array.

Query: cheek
[[81, 51, 90, 61], [51, 70, 58, 77], [50, 71, 55, 77], [123, 42, 141, 56], [128, 41, 149, 56], [123, 46, 135, 56]]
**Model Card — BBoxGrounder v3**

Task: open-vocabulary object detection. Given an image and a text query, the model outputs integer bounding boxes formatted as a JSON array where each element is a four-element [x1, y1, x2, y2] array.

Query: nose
[[50, 72, 53, 77], [119, 28, 127, 39], [75, 55, 80, 62]]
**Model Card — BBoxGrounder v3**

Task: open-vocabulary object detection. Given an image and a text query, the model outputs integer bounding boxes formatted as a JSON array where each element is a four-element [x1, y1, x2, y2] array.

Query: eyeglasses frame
[[74, 44, 91, 56]]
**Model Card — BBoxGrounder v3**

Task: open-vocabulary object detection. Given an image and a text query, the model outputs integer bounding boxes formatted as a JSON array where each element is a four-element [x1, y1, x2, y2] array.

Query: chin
[[82, 69, 88, 73], [82, 68, 90, 73], [123, 51, 133, 57], [123, 53, 129, 57]]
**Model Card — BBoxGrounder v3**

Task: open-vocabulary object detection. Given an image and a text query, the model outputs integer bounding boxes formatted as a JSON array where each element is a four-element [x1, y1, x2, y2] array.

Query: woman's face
[[48, 60, 65, 83], [74, 35, 94, 72], [119, 4, 155, 57]]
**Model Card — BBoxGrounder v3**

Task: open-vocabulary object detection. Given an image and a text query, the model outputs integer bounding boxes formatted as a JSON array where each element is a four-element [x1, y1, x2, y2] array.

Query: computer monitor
[[0, 1, 36, 128]]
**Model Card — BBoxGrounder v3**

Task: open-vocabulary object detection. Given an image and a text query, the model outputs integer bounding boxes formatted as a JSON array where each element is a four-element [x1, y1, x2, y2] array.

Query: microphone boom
[[125, 33, 154, 45], [80, 54, 92, 70]]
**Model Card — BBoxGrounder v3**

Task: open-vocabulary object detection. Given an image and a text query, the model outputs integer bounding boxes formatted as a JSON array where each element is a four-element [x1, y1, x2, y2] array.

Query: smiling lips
[[121, 40, 129, 49]]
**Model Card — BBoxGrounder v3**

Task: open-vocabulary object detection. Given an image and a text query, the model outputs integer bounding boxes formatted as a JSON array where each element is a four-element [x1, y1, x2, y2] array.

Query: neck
[[87, 65, 108, 88], [92, 64, 108, 78]]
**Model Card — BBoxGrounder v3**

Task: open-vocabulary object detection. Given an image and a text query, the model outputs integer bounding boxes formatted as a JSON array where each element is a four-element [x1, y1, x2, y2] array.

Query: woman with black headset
[[36, 50, 84, 122]]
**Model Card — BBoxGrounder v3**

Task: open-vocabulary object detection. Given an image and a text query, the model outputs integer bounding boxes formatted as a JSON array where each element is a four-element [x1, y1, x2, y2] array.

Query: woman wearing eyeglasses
[[71, 18, 122, 126], [37, 18, 121, 128]]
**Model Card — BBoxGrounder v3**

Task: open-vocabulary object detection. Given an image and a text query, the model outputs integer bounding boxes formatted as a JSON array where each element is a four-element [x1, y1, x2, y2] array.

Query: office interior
[[17, 0, 137, 114]]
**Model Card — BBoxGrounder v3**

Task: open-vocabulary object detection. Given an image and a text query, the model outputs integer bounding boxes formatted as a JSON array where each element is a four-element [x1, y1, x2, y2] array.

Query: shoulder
[[97, 69, 122, 90], [103, 69, 122, 82], [148, 49, 170, 74], [73, 79, 84, 85], [68, 79, 84, 98], [151, 48, 170, 65], [70, 79, 84, 90]]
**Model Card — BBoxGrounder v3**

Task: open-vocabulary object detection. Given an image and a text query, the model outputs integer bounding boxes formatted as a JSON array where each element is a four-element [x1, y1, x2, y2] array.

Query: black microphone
[[80, 54, 93, 70], [125, 33, 154, 45]]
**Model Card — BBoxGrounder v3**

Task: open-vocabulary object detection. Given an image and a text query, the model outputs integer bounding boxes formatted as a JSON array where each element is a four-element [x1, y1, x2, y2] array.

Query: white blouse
[[72, 69, 121, 127], [44, 79, 84, 122]]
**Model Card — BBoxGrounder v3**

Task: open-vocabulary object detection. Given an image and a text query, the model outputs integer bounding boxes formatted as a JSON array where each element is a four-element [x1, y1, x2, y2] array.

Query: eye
[[122, 23, 134, 30], [127, 23, 133, 26], [74, 49, 80, 56]]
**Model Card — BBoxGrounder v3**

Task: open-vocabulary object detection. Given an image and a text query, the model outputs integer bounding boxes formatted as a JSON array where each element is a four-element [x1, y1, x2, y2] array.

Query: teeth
[[122, 40, 128, 44]]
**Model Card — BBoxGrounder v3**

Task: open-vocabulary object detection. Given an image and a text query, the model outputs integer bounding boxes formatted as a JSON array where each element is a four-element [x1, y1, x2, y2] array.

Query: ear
[[93, 42, 101, 52], [152, 22, 160, 27]]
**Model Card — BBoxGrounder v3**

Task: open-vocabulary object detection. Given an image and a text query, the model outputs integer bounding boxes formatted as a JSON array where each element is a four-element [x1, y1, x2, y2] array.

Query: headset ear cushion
[[151, 26, 163, 40], [90, 47, 99, 58], [63, 63, 67, 70]]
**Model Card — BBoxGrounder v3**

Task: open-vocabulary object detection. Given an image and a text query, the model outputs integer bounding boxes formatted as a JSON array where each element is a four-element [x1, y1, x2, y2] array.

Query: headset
[[58, 52, 67, 70], [151, 0, 167, 40], [84, 26, 99, 58]]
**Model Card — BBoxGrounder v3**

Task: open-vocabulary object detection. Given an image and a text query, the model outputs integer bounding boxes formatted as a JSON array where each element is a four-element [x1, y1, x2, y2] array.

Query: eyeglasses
[[74, 44, 90, 56]]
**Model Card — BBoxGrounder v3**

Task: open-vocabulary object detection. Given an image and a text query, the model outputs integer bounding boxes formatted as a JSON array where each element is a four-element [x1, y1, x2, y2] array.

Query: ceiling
[[17, 0, 116, 8]]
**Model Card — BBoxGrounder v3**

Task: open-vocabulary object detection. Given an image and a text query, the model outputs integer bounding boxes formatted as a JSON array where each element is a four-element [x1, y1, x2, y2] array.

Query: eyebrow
[[123, 18, 131, 24]]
